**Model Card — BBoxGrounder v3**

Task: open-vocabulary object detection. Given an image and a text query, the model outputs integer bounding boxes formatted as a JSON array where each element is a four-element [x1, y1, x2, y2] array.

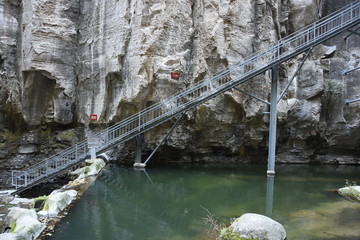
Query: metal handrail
[[11, 1, 360, 189]]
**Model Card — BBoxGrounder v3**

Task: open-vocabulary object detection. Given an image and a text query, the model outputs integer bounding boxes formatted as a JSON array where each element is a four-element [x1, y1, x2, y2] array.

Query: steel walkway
[[11, 1, 360, 192]]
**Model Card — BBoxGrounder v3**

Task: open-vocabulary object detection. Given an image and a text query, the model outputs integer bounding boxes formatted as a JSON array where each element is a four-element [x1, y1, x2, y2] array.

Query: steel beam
[[347, 29, 360, 36], [278, 47, 313, 103], [344, 25, 360, 40], [267, 66, 278, 176], [342, 66, 360, 75], [143, 112, 186, 166], [234, 87, 270, 105], [345, 98, 360, 104]]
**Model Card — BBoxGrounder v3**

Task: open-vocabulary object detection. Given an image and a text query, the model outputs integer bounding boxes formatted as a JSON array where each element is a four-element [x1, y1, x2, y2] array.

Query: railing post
[[11, 171, 15, 187], [45, 160, 48, 175], [138, 112, 141, 131], [313, 23, 316, 41]]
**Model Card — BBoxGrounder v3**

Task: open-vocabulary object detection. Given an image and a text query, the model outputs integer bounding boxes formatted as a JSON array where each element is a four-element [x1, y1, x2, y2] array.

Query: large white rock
[[338, 186, 360, 202], [226, 213, 286, 240], [70, 158, 106, 180], [5, 207, 37, 225], [38, 189, 77, 217], [4, 207, 45, 240], [0, 233, 17, 240]]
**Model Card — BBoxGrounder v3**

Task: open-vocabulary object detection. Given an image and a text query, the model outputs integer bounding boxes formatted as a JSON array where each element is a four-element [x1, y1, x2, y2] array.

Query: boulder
[[70, 158, 106, 180], [338, 186, 360, 202], [55, 129, 79, 145], [0, 233, 17, 240], [221, 213, 286, 240], [38, 189, 77, 217], [18, 144, 39, 154], [3, 207, 45, 240]]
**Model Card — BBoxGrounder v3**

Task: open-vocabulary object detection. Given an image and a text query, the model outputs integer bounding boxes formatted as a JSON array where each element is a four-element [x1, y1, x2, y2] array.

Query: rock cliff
[[0, 0, 359, 177]]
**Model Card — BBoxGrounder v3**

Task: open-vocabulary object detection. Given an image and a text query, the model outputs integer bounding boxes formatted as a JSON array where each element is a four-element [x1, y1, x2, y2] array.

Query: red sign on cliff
[[90, 114, 98, 121], [171, 72, 180, 79]]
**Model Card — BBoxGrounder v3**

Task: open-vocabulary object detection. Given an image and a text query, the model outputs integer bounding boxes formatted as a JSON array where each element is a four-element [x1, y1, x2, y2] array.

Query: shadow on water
[[48, 164, 360, 240]]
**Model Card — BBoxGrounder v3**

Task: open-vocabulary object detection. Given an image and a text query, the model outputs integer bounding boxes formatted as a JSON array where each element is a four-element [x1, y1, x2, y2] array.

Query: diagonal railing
[[11, 1, 360, 191]]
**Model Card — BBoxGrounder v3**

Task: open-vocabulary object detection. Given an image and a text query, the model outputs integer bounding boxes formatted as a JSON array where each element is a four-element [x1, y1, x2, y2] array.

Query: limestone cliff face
[[0, 0, 359, 169]]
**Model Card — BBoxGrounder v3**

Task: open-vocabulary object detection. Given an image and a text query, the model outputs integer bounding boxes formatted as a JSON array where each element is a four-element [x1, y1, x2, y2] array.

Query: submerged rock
[[338, 186, 360, 202], [220, 213, 286, 240], [287, 200, 360, 239]]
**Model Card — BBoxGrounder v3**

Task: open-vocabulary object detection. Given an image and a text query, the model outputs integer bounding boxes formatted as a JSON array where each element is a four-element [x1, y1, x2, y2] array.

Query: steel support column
[[267, 66, 278, 176], [135, 134, 144, 164], [90, 147, 96, 160]]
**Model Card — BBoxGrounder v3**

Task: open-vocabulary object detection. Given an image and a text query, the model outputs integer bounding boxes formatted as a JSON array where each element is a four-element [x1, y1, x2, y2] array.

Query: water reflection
[[266, 176, 275, 217], [50, 164, 360, 240]]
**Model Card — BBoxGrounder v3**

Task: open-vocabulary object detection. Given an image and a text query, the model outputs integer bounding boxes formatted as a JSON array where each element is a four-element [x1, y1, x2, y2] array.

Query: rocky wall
[[0, 0, 22, 130], [20, 0, 79, 125], [0, 0, 360, 177]]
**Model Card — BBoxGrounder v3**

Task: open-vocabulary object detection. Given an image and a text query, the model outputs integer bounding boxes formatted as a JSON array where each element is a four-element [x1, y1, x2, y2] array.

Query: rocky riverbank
[[0, 158, 106, 240]]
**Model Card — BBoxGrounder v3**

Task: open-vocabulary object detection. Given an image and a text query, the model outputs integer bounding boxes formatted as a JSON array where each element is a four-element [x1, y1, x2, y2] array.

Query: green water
[[49, 164, 360, 240]]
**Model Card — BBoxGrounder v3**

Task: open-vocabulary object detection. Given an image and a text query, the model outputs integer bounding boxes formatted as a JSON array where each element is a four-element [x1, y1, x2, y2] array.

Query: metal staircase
[[11, 1, 360, 192]]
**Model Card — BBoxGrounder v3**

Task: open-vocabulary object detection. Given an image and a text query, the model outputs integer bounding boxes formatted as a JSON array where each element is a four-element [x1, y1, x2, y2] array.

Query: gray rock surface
[[226, 213, 286, 240], [18, 144, 39, 154]]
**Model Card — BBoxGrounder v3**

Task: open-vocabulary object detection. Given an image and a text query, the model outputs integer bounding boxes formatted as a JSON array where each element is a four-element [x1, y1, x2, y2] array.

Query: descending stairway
[[11, 1, 360, 192]]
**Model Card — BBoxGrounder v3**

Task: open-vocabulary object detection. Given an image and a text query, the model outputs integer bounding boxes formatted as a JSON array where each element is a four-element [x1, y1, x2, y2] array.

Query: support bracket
[[342, 66, 360, 75], [278, 47, 313, 103], [345, 98, 360, 105], [344, 25, 360, 40], [234, 87, 270, 105], [134, 111, 187, 168]]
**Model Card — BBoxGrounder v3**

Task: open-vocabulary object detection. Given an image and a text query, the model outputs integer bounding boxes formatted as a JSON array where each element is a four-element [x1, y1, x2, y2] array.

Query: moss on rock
[[220, 227, 257, 240]]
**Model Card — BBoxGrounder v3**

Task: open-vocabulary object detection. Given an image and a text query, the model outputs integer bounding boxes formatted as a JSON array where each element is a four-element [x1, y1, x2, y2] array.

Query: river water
[[48, 164, 360, 240]]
